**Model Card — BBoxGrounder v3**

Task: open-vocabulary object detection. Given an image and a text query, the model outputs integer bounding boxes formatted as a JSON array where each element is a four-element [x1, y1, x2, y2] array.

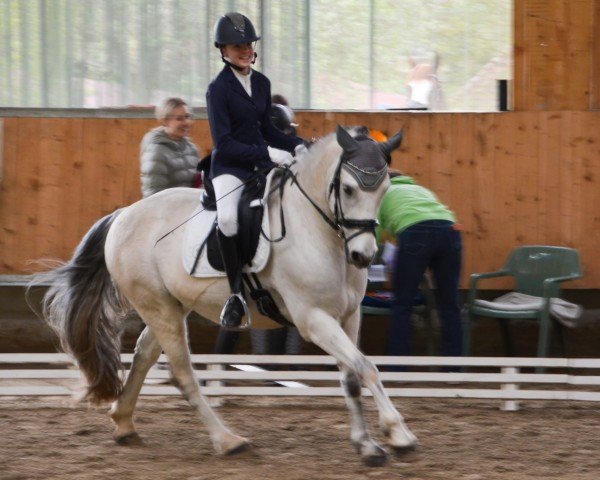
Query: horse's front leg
[[346, 310, 419, 454], [339, 367, 388, 466], [338, 310, 387, 465], [299, 308, 418, 459]]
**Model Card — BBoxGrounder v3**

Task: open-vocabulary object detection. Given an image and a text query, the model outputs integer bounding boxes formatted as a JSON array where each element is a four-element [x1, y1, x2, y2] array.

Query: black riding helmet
[[214, 12, 260, 47]]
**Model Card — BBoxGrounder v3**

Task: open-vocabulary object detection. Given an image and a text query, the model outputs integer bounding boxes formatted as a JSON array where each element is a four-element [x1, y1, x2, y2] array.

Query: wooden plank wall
[[1, 111, 599, 288], [514, 0, 596, 110]]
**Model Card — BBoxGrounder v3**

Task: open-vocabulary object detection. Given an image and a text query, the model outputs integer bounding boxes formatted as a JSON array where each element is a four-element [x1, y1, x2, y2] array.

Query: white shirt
[[231, 67, 252, 97]]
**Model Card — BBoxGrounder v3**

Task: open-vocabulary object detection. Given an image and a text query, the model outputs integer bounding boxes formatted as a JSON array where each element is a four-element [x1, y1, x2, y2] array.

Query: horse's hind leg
[[110, 325, 162, 444], [136, 299, 249, 455]]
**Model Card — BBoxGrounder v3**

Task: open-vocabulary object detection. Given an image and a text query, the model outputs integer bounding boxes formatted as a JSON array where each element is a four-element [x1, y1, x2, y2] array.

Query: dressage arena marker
[[1, 354, 599, 411]]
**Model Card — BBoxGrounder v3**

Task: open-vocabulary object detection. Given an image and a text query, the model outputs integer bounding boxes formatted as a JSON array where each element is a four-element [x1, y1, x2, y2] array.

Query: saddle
[[199, 173, 266, 272], [182, 162, 291, 326]]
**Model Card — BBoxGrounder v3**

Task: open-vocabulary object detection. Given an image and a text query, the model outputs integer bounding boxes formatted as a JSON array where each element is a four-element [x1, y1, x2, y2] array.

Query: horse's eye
[[343, 185, 354, 196]]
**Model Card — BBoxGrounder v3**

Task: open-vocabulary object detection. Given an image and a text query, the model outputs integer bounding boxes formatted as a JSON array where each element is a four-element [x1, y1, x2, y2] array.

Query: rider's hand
[[294, 144, 308, 158], [267, 146, 294, 166]]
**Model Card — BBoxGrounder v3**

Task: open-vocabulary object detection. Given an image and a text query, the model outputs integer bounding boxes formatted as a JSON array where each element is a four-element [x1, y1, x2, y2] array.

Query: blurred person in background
[[140, 97, 201, 198], [377, 170, 462, 363]]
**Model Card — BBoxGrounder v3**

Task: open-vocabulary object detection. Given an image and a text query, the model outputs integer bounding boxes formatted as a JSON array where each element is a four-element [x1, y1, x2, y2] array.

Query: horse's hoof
[[224, 439, 251, 456], [361, 443, 389, 467], [115, 432, 143, 446], [391, 443, 418, 456], [215, 433, 250, 456], [363, 449, 389, 467]]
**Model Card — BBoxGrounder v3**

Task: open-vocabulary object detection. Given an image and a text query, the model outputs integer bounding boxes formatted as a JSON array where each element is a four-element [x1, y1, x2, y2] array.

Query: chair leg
[[497, 319, 515, 357], [537, 312, 551, 358], [555, 321, 567, 356], [462, 309, 472, 357]]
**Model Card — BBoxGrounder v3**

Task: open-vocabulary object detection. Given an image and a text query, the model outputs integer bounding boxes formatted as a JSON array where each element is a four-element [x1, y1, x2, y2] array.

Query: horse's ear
[[379, 129, 404, 165], [336, 125, 360, 153]]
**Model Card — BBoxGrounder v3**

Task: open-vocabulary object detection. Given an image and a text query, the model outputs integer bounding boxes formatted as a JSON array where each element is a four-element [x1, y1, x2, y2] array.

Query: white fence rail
[[1, 354, 599, 411]]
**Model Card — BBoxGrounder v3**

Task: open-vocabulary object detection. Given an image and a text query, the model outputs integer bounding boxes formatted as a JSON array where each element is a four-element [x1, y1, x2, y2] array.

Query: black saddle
[[193, 152, 267, 272], [194, 156, 291, 327]]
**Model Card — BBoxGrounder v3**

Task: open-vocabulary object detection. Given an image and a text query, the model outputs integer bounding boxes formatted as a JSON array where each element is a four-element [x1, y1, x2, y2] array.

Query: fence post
[[500, 366, 520, 411], [206, 363, 224, 407]]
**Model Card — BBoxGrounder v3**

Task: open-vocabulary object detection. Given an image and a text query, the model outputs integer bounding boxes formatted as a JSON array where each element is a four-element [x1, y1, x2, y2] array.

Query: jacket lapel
[[224, 67, 254, 104], [250, 72, 262, 103]]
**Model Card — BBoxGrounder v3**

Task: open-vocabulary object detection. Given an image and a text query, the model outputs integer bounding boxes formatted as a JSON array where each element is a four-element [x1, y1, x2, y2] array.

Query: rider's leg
[[212, 174, 246, 329]]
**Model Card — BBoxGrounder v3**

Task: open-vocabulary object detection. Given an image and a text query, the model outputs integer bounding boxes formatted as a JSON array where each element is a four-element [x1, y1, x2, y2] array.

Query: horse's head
[[406, 52, 443, 109], [328, 126, 402, 268]]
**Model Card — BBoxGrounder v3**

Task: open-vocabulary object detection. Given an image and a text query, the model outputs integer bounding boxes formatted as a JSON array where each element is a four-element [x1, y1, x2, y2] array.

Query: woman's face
[[162, 105, 192, 140], [221, 43, 255, 73]]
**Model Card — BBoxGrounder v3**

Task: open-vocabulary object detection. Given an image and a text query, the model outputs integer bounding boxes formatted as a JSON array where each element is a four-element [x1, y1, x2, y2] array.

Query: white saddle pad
[[182, 172, 277, 278]]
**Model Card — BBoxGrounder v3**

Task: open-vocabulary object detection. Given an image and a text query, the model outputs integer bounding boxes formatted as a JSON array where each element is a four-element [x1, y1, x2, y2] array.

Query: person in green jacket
[[377, 171, 463, 362]]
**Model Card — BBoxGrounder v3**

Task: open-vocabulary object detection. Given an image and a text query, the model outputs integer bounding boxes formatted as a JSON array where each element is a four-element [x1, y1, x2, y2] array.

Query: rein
[[154, 164, 274, 246]]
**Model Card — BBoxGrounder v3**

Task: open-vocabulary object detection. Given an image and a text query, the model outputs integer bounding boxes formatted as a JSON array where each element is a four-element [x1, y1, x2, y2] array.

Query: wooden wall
[[1, 111, 599, 289], [514, 0, 599, 110]]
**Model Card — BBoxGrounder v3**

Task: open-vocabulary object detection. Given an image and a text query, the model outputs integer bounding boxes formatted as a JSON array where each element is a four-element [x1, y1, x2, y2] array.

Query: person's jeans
[[387, 220, 463, 358]]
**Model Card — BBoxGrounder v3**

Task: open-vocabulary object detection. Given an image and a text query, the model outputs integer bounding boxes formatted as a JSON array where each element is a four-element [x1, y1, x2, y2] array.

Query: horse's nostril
[[350, 251, 371, 268]]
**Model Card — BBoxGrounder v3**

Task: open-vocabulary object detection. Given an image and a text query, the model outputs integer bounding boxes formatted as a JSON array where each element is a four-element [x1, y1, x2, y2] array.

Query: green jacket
[[376, 176, 456, 241]]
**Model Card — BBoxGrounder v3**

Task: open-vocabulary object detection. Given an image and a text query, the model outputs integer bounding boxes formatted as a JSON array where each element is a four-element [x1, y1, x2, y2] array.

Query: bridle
[[291, 166, 382, 263], [263, 126, 403, 265], [268, 141, 387, 264]]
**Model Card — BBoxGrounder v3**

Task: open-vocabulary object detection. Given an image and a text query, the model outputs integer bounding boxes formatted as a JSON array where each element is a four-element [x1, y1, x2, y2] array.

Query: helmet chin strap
[[221, 52, 258, 72]]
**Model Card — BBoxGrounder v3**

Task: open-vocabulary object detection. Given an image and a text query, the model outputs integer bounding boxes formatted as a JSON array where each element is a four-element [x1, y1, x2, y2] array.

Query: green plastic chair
[[463, 245, 583, 358]]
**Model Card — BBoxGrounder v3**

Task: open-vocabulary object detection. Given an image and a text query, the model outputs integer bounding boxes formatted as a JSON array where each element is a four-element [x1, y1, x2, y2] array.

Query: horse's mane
[[298, 131, 337, 169]]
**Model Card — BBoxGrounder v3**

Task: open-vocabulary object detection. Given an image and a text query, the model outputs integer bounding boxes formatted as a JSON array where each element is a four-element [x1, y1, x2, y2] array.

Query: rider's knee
[[217, 212, 238, 237]]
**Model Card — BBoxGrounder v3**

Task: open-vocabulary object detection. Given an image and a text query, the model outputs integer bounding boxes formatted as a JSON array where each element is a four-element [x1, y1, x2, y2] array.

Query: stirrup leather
[[220, 292, 251, 330]]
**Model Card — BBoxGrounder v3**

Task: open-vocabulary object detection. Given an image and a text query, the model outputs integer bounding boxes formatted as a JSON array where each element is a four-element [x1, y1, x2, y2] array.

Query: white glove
[[294, 143, 308, 158], [267, 146, 294, 166]]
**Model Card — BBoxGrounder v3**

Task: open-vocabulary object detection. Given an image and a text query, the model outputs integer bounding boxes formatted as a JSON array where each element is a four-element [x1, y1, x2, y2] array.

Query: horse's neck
[[280, 152, 342, 247], [295, 143, 338, 200]]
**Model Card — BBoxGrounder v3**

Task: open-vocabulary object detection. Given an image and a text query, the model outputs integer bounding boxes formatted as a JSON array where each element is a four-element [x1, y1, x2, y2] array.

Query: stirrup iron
[[219, 292, 251, 330]]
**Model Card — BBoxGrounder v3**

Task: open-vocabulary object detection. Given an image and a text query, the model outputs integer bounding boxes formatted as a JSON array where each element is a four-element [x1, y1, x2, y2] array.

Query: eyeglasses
[[167, 114, 193, 121]]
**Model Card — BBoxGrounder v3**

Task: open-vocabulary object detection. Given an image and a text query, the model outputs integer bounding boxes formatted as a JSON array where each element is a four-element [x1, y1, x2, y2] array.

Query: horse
[[406, 53, 446, 110], [37, 126, 418, 466]]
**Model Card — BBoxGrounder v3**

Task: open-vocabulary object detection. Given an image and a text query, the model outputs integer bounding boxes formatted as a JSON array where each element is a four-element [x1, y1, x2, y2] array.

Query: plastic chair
[[463, 246, 583, 358]]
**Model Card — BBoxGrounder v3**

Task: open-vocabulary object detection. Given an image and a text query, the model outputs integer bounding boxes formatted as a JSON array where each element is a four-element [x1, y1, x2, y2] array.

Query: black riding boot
[[217, 229, 248, 329]]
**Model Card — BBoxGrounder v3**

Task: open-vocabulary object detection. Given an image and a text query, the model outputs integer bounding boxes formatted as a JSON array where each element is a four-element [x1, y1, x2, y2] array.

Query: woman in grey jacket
[[140, 97, 201, 198]]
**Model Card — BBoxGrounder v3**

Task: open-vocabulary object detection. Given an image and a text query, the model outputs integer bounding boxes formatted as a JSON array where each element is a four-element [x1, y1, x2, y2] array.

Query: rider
[[206, 12, 305, 329]]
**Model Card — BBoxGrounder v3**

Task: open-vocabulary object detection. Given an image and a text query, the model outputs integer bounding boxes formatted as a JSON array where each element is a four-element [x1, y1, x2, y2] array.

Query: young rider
[[206, 12, 305, 329]]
